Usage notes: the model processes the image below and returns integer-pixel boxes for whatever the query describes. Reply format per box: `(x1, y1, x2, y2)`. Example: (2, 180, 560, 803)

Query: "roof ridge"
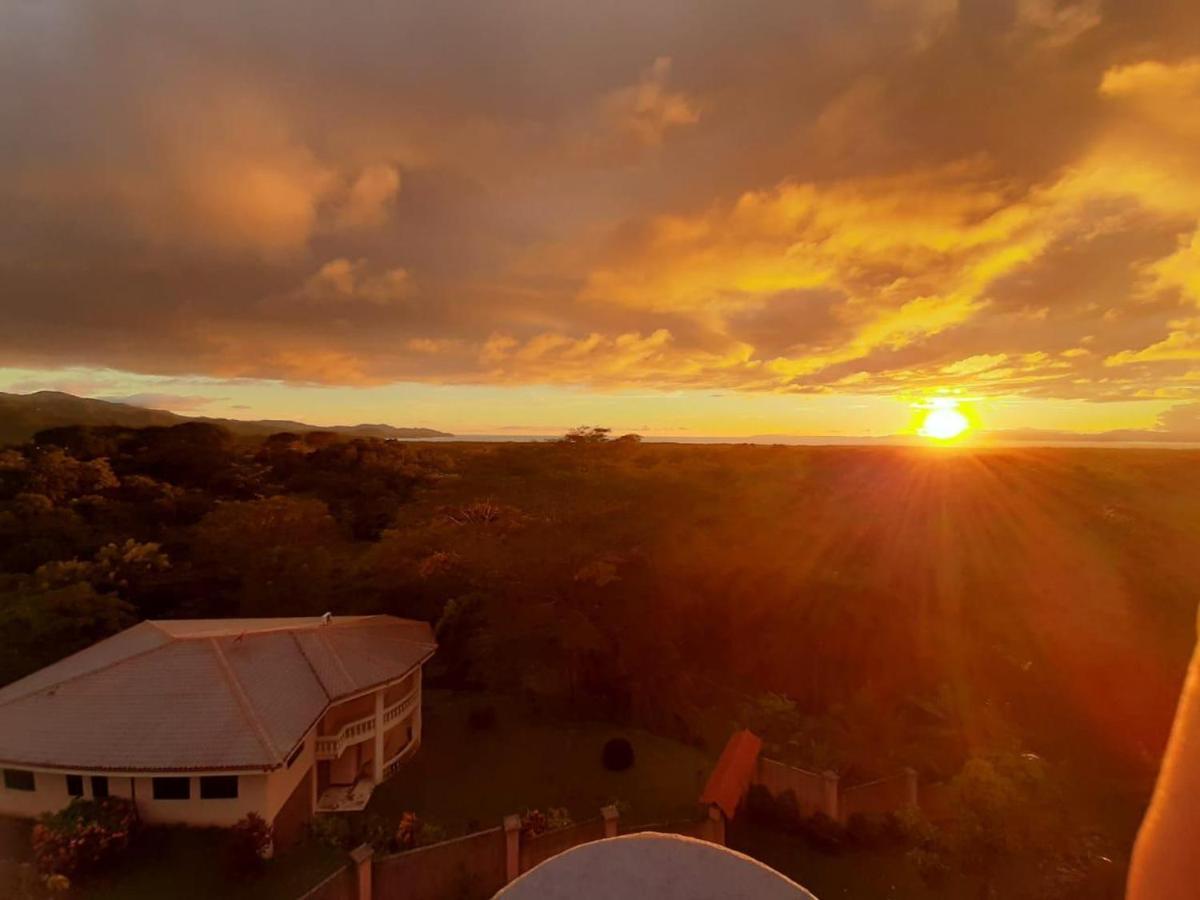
(208, 638, 282, 764)
(148, 616, 383, 640)
(318, 629, 358, 687)
(0, 623, 169, 710)
(290, 631, 333, 703)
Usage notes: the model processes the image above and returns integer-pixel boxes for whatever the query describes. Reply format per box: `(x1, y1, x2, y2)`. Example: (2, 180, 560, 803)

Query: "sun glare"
(920, 406, 970, 441)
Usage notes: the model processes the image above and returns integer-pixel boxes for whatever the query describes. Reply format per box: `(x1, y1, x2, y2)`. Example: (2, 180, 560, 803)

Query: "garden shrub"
(309, 814, 352, 850)
(395, 812, 418, 850)
(601, 737, 634, 771)
(31, 797, 137, 878)
(357, 814, 394, 852)
(744, 784, 778, 822)
(519, 809, 547, 838)
(798, 812, 844, 854)
(774, 790, 802, 828)
(845, 812, 887, 849)
(467, 705, 497, 731)
(519, 807, 573, 839)
(225, 813, 273, 878)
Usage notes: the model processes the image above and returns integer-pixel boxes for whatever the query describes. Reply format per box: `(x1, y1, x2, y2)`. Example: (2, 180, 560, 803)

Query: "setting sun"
(920, 406, 970, 441)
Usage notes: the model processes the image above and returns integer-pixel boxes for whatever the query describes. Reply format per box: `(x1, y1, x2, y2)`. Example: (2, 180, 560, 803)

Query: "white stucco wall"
(130, 774, 268, 826)
(0, 767, 272, 827)
(265, 729, 315, 821)
(0, 770, 77, 818)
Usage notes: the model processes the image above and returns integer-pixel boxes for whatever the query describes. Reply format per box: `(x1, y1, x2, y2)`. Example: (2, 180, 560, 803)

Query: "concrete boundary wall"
(755, 758, 839, 819)
(374, 826, 506, 900)
(519, 819, 606, 873)
(296, 863, 355, 900)
(839, 769, 918, 822)
(305, 805, 724, 900)
(622, 817, 724, 844)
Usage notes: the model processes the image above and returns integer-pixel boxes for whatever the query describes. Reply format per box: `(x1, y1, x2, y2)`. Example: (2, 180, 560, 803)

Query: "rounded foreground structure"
(494, 833, 819, 900)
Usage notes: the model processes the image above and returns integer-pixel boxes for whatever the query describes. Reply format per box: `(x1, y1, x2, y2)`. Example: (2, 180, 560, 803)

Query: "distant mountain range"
(0, 391, 452, 446)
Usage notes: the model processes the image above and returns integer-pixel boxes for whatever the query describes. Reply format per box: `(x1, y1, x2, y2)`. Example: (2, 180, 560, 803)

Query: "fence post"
(601, 804, 620, 838)
(503, 814, 522, 882)
(903, 767, 919, 808)
(821, 770, 840, 822)
(707, 804, 726, 846)
(349, 843, 374, 900)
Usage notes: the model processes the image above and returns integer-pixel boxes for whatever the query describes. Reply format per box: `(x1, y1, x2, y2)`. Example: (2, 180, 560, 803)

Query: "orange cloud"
(601, 58, 700, 148)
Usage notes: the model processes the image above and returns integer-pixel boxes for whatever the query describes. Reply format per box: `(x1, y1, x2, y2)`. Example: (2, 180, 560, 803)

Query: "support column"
(350, 843, 373, 900)
(503, 814, 521, 882)
(821, 770, 840, 821)
(706, 804, 726, 846)
(372, 690, 385, 785)
(601, 804, 619, 838)
(412, 668, 423, 746)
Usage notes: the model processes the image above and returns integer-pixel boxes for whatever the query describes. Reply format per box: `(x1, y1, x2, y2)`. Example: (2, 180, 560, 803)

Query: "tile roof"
(0, 615, 435, 772)
(699, 729, 763, 819)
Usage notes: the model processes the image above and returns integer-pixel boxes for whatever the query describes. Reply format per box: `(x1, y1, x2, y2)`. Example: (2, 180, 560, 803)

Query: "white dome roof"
(495, 832, 818, 900)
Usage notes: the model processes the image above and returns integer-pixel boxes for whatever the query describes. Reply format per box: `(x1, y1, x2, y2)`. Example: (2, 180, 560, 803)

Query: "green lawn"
(368, 690, 715, 833)
(80, 829, 345, 900)
(16, 691, 711, 898)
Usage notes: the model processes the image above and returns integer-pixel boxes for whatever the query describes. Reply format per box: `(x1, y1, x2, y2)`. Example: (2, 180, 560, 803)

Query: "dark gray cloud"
(1, 0, 1199, 403)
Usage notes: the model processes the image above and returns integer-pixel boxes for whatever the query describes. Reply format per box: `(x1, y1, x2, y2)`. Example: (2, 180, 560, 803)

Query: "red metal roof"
(699, 729, 763, 819)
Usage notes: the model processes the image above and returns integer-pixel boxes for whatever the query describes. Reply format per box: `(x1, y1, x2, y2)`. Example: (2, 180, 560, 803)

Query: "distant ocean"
(399, 434, 1200, 448)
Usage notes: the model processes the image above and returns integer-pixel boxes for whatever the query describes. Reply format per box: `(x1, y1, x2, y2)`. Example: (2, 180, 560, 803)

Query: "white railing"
(383, 690, 418, 726)
(315, 712, 376, 760)
(315, 685, 418, 760)
(383, 738, 417, 779)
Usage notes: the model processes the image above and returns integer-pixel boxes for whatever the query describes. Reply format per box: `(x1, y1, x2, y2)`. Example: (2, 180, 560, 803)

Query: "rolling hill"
(0, 391, 452, 446)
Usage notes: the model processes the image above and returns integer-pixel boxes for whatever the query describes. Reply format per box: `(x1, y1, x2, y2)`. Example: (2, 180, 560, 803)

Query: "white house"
(0, 615, 436, 844)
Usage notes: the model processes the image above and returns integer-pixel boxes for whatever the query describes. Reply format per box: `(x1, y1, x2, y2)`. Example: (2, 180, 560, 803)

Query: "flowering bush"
(395, 812, 447, 850)
(31, 798, 137, 878)
(520, 808, 573, 838)
(225, 813, 273, 878)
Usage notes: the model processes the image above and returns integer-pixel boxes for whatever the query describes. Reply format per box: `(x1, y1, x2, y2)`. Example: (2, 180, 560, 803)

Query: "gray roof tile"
(0, 615, 435, 771)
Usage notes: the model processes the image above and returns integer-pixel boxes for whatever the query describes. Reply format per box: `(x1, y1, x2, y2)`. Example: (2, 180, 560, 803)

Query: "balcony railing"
(314, 686, 419, 760)
(383, 737, 418, 779)
(383, 690, 418, 726)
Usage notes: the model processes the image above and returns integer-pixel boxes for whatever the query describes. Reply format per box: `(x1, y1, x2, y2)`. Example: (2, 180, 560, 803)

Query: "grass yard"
(79, 828, 345, 900)
(368, 690, 715, 833)
(8, 691, 713, 898)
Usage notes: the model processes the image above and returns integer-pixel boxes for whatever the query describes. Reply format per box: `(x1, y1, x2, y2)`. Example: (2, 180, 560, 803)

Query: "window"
(286, 743, 304, 769)
(66, 775, 83, 797)
(199, 776, 238, 799)
(151, 777, 190, 800)
(3, 769, 35, 792)
(91, 776, 108, 798)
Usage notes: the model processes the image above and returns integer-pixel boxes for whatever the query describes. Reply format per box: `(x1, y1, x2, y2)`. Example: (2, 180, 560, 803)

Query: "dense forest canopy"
(2, 423, 1198, 803)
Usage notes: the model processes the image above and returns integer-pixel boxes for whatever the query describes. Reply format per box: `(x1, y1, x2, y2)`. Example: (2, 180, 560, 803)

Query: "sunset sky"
(3, 1, 1200, 438)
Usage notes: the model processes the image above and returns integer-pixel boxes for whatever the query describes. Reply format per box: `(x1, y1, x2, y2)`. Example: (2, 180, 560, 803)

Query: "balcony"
(314, 687, 418, 760)
(315, 777, 375, 813)
(383, 690, 418, 726)
(314, 735, 419, 813)
(383, 737, 418, 779)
